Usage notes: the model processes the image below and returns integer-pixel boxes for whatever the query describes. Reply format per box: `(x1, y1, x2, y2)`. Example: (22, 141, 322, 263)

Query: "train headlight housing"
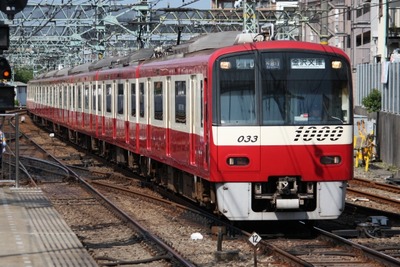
(227, 157, 249, 166)
(320, 155, 341, 165)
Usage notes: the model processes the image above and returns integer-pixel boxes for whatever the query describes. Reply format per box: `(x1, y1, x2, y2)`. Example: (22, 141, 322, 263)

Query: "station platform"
(0, 186, 98, 267)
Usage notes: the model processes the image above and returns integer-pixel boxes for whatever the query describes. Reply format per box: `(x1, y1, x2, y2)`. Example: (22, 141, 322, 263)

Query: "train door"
(103, 81, 113, 138)
(190, 75, 205, 167)
(127, 79, 137, 148)
(115, 78, 126, 142)
(83, 82, 90, 129)
(62, 84, 67, 123)
(169, 75, 189, 163)
(76, 82, 83, 129)
(137, 78, 149, 152)
(148, 78, 167, 156)
(57, 83, 62, 121)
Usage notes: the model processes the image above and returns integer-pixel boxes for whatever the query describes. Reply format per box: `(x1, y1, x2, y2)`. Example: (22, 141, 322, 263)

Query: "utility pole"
(320, 0, 329, 45)
(243, 0, 258, 33)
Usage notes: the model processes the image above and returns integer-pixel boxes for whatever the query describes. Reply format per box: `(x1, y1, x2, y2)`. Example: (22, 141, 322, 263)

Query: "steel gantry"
(0, 0, 347, 76)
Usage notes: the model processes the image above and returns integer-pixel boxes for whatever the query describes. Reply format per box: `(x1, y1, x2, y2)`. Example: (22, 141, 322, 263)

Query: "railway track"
(3, 114, 400, 266)
(348, 177, 400, 211)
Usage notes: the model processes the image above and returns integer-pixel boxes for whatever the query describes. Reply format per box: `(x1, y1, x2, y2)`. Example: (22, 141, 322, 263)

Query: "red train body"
(27, 32, 353, 220)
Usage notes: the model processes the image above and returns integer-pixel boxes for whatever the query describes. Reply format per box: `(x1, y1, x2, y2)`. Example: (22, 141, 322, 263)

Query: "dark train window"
(175, 81, 186, 124)
(117, 83, 124, 115)
(97, 84, 101, 112)
(58, 87, 62, 107)
(139, 82, 144, 118)
(106, 84, 112, 113)
(92, 84, 96, 111)
(77, 84, 82, 109)
(154, 81, 163, 120)
(63, 85, 67, 108)
(84, 84, 89, 110)
(130, 83, 136, 117)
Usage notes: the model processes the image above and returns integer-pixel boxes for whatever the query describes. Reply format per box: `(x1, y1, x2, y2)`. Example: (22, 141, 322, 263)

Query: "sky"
(147, 0, 211, 10)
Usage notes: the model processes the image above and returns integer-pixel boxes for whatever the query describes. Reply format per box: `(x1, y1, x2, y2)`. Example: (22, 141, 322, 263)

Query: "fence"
(356, 62, 400, 167)
(357, 62, 400, 114)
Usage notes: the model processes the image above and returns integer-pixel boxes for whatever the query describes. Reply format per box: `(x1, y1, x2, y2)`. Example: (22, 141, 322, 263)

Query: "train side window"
(58, 86, 62, 108)
(130, 82, 136, 117)
(92, 84, 96, 111)
(97, 84, 102, 112)
(77, 84, 82, 109)
(84, 84, 89, 110)
(154, 81, 163, 121)
(63, 85, 67, 109)
(139, 82, 144, 118)
(175, 80, 186, 124)
(105, 83, 112, 113)
(70, 85, 75, 109)
(117, 82, 124, 115)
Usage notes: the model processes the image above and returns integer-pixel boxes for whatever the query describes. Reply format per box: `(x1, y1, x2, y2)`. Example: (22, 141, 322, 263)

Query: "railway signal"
(0, 0, 28, 20)
(0, 57, 12, 82)
(0, 24, 9, 51)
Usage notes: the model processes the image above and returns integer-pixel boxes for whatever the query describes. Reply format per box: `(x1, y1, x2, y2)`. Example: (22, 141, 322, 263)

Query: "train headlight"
(220, 61, 232, 69)
(332, 61, 342, 69)
(227, 157, 249, 166)
(320, 156, 341, 165)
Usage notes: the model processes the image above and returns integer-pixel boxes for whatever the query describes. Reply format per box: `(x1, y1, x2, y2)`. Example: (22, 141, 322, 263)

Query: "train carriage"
(27, 31, 353, 221)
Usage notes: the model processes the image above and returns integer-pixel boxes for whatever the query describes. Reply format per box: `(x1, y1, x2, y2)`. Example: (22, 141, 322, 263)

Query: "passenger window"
(175, 81, 186, 124)
(92, 84, 96, 111)
(130, 83, 136, 117)
(117, 83, 124, 115)
(106, 84, 112, 113)
(154, 81, 163, 121)
(139, 83, 144, 118)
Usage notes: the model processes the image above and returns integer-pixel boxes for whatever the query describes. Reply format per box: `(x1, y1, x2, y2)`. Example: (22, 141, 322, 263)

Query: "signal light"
(0, 57, 12, 82)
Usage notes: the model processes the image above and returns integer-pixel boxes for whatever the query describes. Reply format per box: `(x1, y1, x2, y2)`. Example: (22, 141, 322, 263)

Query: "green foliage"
(362, 88, 381, 113)
(14, 67, 34, 84)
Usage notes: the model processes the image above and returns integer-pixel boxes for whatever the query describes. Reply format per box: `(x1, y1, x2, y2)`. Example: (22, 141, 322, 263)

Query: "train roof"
(171, 31, 241, 54)
(89, 48, 154, 71)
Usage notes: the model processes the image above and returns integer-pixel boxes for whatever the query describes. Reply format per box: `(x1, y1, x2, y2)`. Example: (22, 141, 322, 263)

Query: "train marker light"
(220, 61, 231, 69)
(332, 61, 342, 69)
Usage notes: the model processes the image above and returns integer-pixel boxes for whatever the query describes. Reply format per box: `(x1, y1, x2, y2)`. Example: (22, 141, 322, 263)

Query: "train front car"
(209, 41, 353, 221)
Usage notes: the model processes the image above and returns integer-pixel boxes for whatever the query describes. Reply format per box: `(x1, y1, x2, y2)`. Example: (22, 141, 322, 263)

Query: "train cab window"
(84, 84, 89, 110)
(92, 84, 96, 111)
(175, 81, 186, 124)
(130, 83, 136, 117)
(154, 81, 163, 121)
(139, 82, 144, 118)
(218, 54, 256, 125)
(261, 53, 351, 126)
(105, 83, 112, 113)
(117, 83, 124, 115)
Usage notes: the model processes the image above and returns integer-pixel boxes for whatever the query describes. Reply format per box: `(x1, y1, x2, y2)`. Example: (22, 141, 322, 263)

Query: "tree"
(362, 88, 381, 113)
(14, 67, 34, 84)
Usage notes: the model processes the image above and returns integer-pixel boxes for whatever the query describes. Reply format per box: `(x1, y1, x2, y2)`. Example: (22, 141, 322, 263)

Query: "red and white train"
(27, 32, 353, 221)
